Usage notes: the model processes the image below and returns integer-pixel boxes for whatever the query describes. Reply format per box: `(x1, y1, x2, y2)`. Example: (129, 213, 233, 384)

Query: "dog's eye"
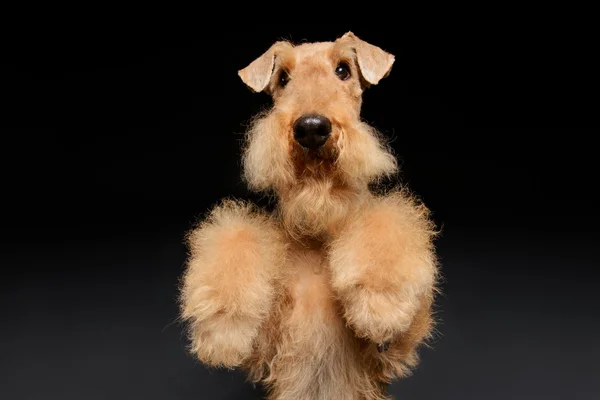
(335, 62, 351, 81)
(279, 70, 290, 87)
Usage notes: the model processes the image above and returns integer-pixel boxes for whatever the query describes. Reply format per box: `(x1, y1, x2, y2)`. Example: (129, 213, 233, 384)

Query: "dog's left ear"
(338, 32, 395, 85)
(238, 41, 291, 93)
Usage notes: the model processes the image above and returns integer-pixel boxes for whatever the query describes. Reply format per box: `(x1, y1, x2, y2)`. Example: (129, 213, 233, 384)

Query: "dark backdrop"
(1, 20, 598, 400)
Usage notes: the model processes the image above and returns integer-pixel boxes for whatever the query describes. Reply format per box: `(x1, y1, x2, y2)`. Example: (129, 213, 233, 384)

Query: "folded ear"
(238, 41, 291, 93)
(339, 32, 395, 85)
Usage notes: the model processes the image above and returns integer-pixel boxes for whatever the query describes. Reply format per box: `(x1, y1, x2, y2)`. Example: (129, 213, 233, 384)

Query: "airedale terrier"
(180, 31, 440, 400)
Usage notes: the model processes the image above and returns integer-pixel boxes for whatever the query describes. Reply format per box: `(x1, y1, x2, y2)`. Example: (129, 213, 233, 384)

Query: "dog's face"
(239, 32, 398, 235)
(239, 32, 398, 190)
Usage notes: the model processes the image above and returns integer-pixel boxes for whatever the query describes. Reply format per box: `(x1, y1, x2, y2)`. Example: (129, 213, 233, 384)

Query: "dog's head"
(239, 32, 398, 236)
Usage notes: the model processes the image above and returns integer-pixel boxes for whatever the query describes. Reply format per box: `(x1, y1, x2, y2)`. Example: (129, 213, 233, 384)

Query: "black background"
(1, 18, 598, 400)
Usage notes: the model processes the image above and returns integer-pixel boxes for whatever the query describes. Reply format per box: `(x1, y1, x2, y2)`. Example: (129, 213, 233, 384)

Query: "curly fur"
(179, 32, 440, 400)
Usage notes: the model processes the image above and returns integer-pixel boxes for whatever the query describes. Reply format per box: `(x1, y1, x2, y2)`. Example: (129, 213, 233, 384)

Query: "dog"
(179, 31, 440, 400)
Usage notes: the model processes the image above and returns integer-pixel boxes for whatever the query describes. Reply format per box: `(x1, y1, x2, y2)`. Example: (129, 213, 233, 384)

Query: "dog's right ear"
(238, 41, 291, 93)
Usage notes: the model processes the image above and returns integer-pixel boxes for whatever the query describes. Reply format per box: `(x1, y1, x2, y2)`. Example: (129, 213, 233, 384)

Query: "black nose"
(293, 114, 332, 149)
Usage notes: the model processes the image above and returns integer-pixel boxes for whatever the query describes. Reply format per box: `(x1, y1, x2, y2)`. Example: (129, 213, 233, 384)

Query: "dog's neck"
(276, 178, 371, 241)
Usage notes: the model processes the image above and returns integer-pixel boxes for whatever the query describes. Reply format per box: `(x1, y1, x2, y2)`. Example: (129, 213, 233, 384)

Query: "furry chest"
(278, 247, 346, 343)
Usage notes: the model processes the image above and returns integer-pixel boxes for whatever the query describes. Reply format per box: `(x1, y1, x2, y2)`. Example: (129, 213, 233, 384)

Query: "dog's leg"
(180, 200, 285, 368)
(328, 190, 438, 347)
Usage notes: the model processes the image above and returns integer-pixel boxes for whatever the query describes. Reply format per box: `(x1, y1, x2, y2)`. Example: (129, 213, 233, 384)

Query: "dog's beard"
(279, 123, 399, 237)
(278, 177, 364, 239)
(242, 111, 296, 192)
(282, 133, 360, 238)
(243, 113, 398, 237)
(290, 141, 338, 180)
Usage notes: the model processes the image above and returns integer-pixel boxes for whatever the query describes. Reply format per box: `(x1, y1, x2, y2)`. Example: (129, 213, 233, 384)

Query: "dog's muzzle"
(293, 114, 331, 150)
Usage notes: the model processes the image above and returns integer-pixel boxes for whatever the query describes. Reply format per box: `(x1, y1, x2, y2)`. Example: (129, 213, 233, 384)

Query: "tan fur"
(180, 32, 440, 400)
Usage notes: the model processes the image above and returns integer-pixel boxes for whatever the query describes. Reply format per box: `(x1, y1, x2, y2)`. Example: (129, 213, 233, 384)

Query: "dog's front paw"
(341, 286, 417, 343)
(190, 314, 258, 368)
(328, 190, 438, 343)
